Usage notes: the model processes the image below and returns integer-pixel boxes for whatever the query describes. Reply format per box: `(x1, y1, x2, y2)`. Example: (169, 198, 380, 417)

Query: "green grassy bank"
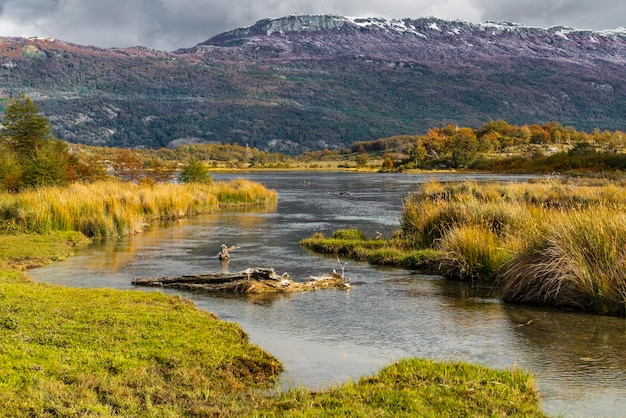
(302, 178, 626, 316)
(0, 283, 281, 416)
(257, 358, 543, 417)
(0, 181, 545, 416)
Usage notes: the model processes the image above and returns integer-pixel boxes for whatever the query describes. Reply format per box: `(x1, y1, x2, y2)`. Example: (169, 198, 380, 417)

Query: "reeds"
(211, 178, 278, 205)
(437, 225, 512, 280)
(402, 179, 626, 315)
(0, 179, 277, 237)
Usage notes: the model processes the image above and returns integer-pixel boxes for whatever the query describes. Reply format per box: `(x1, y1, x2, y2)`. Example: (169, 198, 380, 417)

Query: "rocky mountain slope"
(1, 15, 625, 153)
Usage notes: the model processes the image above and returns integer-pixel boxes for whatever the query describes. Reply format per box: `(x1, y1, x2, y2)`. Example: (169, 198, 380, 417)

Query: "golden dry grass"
(402, 179, 626, 315)
(0, 179, 277, 237)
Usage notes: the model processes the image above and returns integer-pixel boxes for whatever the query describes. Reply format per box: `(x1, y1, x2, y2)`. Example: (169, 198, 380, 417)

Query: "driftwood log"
(131, 267, 351, 294)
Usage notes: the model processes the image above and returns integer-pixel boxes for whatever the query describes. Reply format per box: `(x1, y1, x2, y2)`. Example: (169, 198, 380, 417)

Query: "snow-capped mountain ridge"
(183, 14, 626, 67)
(206, 14, 626, 43)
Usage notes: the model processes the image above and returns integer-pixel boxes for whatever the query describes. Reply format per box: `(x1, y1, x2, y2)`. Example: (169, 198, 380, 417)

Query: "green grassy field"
(0, 282, 281, 416)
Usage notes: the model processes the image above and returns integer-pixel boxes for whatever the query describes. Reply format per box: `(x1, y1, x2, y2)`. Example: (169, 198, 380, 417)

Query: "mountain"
(1, 15, 625, 153)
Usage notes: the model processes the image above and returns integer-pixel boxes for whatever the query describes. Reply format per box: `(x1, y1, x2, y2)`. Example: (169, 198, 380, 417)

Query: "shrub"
(0, 96, 70, 189)
(179, 158, 212, 184)
(331, 229, 367, 240)
(0, 149, 23, 191)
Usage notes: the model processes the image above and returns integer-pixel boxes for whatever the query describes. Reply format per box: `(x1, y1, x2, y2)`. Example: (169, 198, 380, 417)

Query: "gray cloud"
(473, 0, 626, 30)
(0, 0, 58, 18)
(0, 0, 623, 50)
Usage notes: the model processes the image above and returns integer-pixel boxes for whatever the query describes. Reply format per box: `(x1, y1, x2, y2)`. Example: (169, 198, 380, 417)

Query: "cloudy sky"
(0, 0, 624, 51)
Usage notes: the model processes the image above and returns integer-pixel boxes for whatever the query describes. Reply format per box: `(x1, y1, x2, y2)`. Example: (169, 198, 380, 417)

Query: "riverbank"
(256, 358, 543, 417)
(302, 177, 626, 316)
(0, 180, 545, 415)
(0, 179, 277, 237)
(0, 279, 282, 416)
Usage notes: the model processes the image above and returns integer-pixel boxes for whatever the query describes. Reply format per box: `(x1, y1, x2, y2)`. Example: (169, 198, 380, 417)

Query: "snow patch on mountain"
(200, 14, 626, 51)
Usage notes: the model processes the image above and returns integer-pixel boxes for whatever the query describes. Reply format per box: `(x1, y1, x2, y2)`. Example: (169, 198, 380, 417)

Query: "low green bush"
(331, 229, 367, 240)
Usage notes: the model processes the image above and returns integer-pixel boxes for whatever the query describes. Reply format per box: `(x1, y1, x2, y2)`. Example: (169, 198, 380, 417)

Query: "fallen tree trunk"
(132, 267, 350, 294)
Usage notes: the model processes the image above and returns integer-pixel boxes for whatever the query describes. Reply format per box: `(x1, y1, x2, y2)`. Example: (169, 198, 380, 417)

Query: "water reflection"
(28, 171, 626, 417)
(506, 306, 626, 380)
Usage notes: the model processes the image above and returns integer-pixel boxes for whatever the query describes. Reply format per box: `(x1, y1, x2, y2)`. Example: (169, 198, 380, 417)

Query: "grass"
(0, 283, 281, 416)
(0, 179, 277, 237)
(436, 225, 512, 281)
(300, 230, 443, 272)
(0, 231, 90, 283)
(255, 358, 544, 417)
(501, 208, 626, 316)
(303, 178, 626, 316)
(402, 179, 626, 310)
(211, 178, 279, 205)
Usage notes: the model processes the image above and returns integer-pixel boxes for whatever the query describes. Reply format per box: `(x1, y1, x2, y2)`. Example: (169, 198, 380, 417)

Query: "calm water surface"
(30, 172, 626, 417)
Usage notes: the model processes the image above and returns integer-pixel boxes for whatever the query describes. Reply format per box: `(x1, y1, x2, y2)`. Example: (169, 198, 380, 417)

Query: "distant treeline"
(3, 96, 625, 192)
(148, 143, 292, 167)
(351, 120, 626, 173)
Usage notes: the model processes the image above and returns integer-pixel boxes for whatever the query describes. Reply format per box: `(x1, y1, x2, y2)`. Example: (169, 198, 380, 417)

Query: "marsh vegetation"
(0, 179, 276, 237)
(303, 178, 626, 316)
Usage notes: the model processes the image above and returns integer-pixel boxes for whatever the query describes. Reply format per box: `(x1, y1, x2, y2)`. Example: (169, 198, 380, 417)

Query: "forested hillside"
(1, 15, 625, 153)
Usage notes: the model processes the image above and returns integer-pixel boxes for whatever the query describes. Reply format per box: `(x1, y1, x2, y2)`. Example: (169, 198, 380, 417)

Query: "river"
(29, 171, 626, 417)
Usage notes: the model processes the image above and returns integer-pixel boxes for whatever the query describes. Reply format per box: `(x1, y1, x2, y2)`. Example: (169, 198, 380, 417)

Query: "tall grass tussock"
(501, 208, 626, 315)
(403, 179, 626, 315)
